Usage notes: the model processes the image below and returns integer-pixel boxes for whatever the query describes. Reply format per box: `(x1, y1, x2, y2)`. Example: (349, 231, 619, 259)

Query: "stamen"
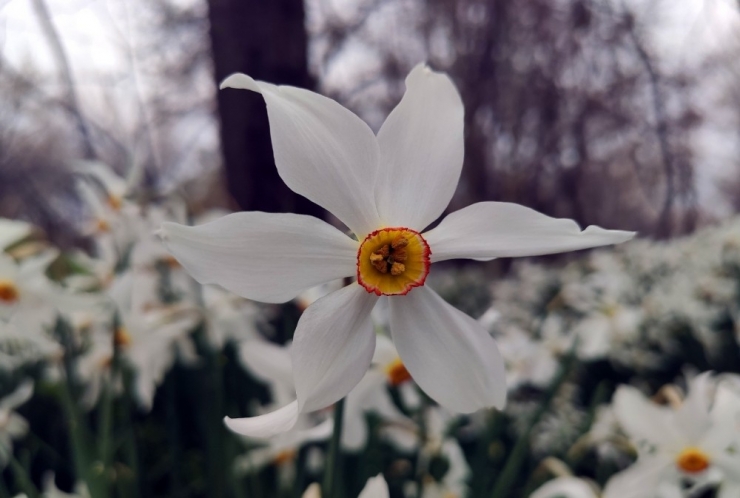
(385, 358, 412, 386)
(390, 262, 405, 275)
(273, 449, 297, 466)
(95, 218, 110, 233)
(676, 447, 710, 474)
(108, 195, 122, 211)
(370, 236, 410, 275)
(357, 227, 431, 296)
(0, 280, 19, 304)
(114, 327, 132, 348)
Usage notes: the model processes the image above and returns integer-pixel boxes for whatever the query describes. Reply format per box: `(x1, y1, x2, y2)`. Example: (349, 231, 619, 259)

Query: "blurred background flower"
(1, 0, 740, 497)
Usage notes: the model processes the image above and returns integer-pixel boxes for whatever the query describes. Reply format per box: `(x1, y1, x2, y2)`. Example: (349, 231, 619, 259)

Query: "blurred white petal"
(358, 475, 390, 498)
(530, 477, 598, 498)
(602, 456, 673, 498)
(613, 386, 685, 451)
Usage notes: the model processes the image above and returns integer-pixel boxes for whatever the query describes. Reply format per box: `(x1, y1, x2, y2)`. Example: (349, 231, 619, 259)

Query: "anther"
(370, 236, 410, 275)
(0, 280, 19, 304)
(391, 237, 408, 249)
(390, 262, 405, 276)
(370, 253, 389, 273)
(676, 447, 710, 474)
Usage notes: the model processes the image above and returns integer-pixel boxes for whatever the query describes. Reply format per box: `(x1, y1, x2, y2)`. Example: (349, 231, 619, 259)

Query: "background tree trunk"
(207, 0, 324, 217)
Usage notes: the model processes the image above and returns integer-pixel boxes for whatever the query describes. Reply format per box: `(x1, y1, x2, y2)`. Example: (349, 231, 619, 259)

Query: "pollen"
(676, 447, 710, 474)
(273, 449, 297, 466)
(385, 358, 412, 386)
(357, 227, 431, 296)
(0, 280, 19, 304)
(95, 218, 110, 233)
(108, 195, 122, 211)
(114, 327, 132, 348)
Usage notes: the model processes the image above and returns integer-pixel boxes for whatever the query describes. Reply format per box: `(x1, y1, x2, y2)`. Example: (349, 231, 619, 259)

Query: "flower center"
(273, 449, 297, 466)
(357, 227, 431, 296)
(676, 447, 710, 474)
(114, 327, 132, 348)
(0, 280, 19, 304)
(95, 218, 110, 233)
(385, 358, 412, 386)
(108, 195, 122, 211)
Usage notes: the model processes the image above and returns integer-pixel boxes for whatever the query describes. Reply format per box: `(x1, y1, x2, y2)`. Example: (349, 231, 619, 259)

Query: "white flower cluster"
(478, 221, 740, 497)
(1, 62, 738, 498)
(487, 219, 740, 384)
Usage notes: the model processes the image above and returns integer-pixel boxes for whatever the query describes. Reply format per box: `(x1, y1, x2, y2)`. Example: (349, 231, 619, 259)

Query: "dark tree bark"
(207, 0, 324, 217)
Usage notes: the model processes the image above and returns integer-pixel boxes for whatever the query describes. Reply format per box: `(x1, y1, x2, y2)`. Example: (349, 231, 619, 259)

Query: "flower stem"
(489, 349, 577, 498)
(9, 454, 40, 498)
(322, 398, 345, 498)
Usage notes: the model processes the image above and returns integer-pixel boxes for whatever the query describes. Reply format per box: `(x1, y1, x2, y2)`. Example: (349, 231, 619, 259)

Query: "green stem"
(414, 393, 429, 498)
(322, 398, 345, 498)
(118, 389, 140, 498)
(489, 350, 577, 498)
(98, 319, 122, 478)
(0, 474, 11, 498)
(97, 378, 114, 476)
(9, 454, 40, 498)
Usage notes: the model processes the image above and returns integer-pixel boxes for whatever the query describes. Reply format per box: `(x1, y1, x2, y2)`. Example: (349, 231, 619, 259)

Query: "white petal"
(302, 483, 322, 498)
(372, 333, 399, 366)
(343, 370, 412, 451)
(0, 218, 32, 250)
(530, 477, 598, 498)
(674, 372, 713, 444)
(424, 202, 635, 262)
(221, 74, 381, 237)
(159, 212, 357, 304)
(0, 253, 19, 281)
(389, 286, 506, 413)
(575, 316, 612, 360)
(224, 400, 300, 438)
(714, 451, 740, 485)
(613, 386, 686, 451)
(0, 381, 33, 410)
(375, 64, 464, 231)
(342, 372, 382, 451)
(358, 475, 390, 498)
(238, 339, 294, 388)
(718, 482, 740, 498)
(602, 456, 674, 498)
(292, 284, 378, 412)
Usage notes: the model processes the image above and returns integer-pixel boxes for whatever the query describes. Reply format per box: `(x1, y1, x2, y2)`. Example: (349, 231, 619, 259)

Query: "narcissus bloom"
(159, 63, 634, 437)
(604, 374, 740, 498)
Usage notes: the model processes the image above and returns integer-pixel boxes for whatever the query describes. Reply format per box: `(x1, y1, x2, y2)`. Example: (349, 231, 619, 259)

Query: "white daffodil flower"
(0, 251, 103, 333)
(236, 339, 332, 486)
(0, 218, 32, 251)
(108, 270, 200, 410)
(530, 477, 599, 498)
(0, 381, 33, 468)
(203, 284, 263, 350)
(159, 63, 634, 437)
(604, 373, 740, 498)
(41, 473, 91, 498)
(0, 318, 63, 373)
(494, 325, 559, 391)
(302, 474, 390, 498)
(343, 334, 417, 452)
